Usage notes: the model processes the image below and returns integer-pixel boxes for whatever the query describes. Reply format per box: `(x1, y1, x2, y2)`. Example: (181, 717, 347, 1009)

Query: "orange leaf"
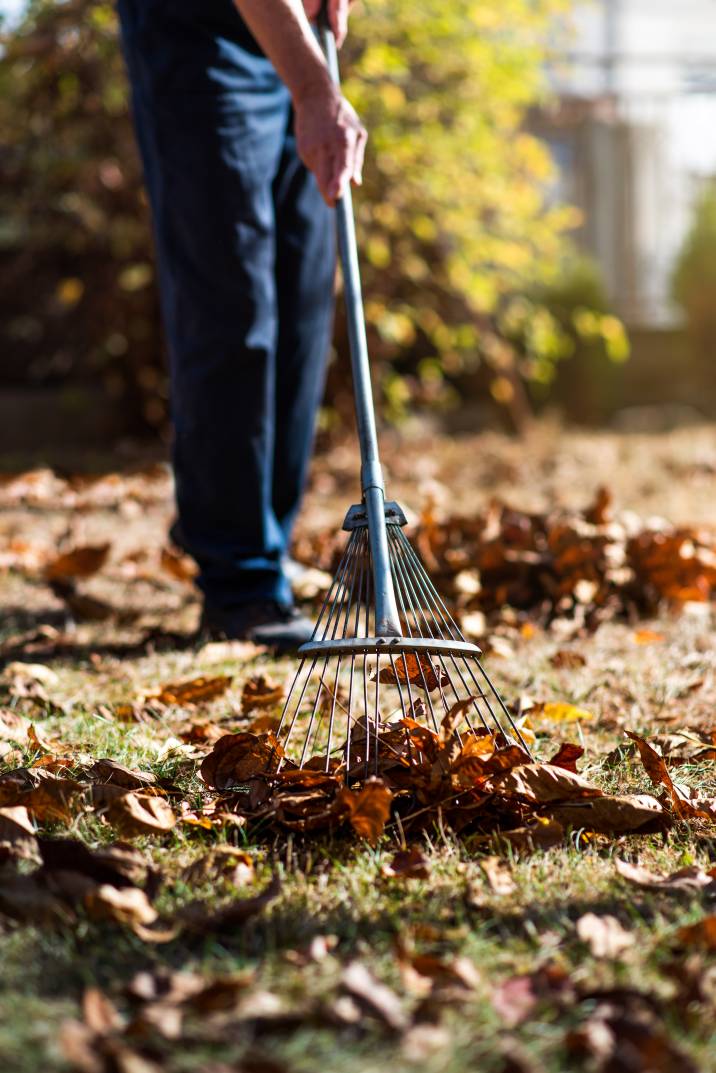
(44, 543, 110, 581)
(337, 778, 392, 845)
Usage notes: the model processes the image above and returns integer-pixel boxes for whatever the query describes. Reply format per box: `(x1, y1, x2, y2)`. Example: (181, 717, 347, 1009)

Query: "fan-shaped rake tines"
(274, 503, 531, 776)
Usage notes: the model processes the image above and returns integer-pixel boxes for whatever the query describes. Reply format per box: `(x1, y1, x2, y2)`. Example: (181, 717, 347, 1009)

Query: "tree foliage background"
(0, 0, 627, 438)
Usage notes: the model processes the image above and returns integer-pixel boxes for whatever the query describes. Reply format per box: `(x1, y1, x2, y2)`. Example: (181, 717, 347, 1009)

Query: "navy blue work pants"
(118, 0, 335, 610)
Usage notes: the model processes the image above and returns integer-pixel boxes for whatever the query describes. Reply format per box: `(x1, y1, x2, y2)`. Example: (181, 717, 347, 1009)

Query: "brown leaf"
(576, 913, 635, 959)
(626, 730, 711, 820)
(548, 743, 584, 773)
(341, 961, 408, 1032)
(82, 987, 123, 1035)
(376, 653, 450, 693)
(84, 884, 158, 928)
(481, 856, 517, 895)
(87, 758, 157, 790)
(160, 545, 198, 583)
(0, 805, 39, 862)
(177, 873, 281, 935)
(241, 675, 285, 714)
(200, 732, 283, 789)
(381, 846, 430, 880)
(676, 916, 716, 951)
(149, 675, 233, 706)
(104, 792, 176, 836)
(3, 771, 86, 824)
(550, 650, 587, 670)
(0, 708, 30, 744)
(0, 870, 72, 925)
(616, 858, 716, 893)
(337, 778, 392, 845)
(38, 838, 152, 889)
(484, 762, 602, 803)
(496, 818, 565, 854)
(44, 543, 110, 581)
(545, 793, 670, 835)
(181, 847, 254, 887)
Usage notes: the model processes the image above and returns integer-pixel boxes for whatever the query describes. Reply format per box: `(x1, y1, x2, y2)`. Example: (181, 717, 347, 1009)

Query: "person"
(117, 0, 366, 649)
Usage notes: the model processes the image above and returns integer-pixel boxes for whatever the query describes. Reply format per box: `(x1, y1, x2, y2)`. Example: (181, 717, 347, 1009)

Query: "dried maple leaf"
(381, 846, 430, 880)
(241, 674, 284, 714)
(337, 778, 392, 845)
(376, 653, 449, 693)
(200, 731, 283, 789)
(44, 543, 110, 581)
(104, 792, 176, 836)
(149, 675, 233, 706)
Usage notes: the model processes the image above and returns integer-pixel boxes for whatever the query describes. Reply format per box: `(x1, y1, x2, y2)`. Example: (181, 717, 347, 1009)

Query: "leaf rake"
(274, 12, 531, 775)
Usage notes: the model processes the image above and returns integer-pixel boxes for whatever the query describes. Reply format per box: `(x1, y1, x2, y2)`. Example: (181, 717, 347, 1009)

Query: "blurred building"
(540, 0, 716, 326)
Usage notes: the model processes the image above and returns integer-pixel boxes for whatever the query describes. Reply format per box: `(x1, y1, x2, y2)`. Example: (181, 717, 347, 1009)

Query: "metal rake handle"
(315, 9, 401, 636)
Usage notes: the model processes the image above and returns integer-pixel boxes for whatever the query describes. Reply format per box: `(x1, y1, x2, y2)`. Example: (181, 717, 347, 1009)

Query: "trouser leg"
(117, 2, 333, 609)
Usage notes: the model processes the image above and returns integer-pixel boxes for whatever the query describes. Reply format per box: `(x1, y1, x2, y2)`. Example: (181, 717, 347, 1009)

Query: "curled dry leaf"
(0, 708, 30, 744)
(626, 730, 712, 821)
(241, 674, 285, 714)
(484, 763, 602, 804)
(159, 545, 198, 583)
(180, 847, 254, 887)
(84, 883, 158, 928)
(0, 805, 39, 862)
(341, 961, 408, 1032)
(548, 743, 584, 773)
(545, 794, 669, 835)
(381, 846, 430, 880)
(337, 778, 392, 845)
(375, 653, 449, 693)
(148, 675, 233, 706)
(87, 758, 157, 790)
(576, 913, 635, 959)
(0, 769, 86, 824)
(200, 731, 283, 790)
(615, 858, 716, 893)
(177, 873, 281, 935)
(44, 543, 110, 581)
(104, 792, 176, 837)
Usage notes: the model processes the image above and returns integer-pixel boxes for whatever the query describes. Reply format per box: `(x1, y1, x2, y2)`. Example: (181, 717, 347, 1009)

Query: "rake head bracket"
(342, 500, 408, 531)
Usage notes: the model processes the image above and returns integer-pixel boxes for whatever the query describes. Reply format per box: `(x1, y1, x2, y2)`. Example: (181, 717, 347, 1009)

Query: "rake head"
(275, 502, 531, 775)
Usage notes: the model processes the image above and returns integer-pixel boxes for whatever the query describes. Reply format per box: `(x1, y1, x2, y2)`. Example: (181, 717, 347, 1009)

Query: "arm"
(233, 0, 366, 206)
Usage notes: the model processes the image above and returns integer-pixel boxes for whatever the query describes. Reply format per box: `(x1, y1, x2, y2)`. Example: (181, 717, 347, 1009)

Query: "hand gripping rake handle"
(316, 10, 402, 636)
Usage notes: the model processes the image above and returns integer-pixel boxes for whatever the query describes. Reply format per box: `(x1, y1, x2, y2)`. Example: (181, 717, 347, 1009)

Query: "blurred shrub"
(0, 0, 615, 436)
(672, 183, 716, 367)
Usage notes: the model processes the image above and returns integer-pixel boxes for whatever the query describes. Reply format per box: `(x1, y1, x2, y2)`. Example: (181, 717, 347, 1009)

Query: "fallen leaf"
(104, 792, 176, 836)
(181, 847, 254, 887)
(576, 913, 635, 959)
(550, 650, 587, 669)
(0, 805, 39, 862)
(84, 884, 158, 928)
(341, 961, 408, 1032)
(241, 675, 285, 714)
(375, 653, 449, 693)
(381, 846, 430, 880)
(337, 778, 392, 845)
(616, 858, 716, 893)
(45, 543, 110, 581)
(633, 628, 665, 645)
(4, 661, 58, 686)
(200, 732, 283, 789)
(548, 743, 584, 773)
(160, 545, 198, 583)
(532, 702, 594, 724)
(178, 874, 281, 934)
(676, 916, 716, 951)
(149, 675, 233, 706)
(626, 729, 711, 820)
(545, 793, 669, 835)
(87, 758, 157, 790)
(485, 763, 602, 803)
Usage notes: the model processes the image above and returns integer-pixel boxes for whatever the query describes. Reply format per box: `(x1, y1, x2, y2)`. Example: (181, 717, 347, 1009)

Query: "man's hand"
(294, 82, 367, 205)
(303, 0, 353, 48)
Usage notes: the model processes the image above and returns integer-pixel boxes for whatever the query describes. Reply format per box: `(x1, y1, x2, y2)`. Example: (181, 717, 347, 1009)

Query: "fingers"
(329, 0, 349, 46)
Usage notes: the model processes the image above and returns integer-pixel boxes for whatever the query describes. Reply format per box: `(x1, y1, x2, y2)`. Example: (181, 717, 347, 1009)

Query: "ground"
(2, 422, 716, 1073)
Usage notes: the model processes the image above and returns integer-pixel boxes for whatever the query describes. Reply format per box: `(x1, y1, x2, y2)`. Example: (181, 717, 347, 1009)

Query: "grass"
(2, 423, 716, 1072)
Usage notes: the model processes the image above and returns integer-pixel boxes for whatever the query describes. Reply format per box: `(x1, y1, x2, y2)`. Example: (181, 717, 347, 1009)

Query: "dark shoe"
(200, 600, 314, 653)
